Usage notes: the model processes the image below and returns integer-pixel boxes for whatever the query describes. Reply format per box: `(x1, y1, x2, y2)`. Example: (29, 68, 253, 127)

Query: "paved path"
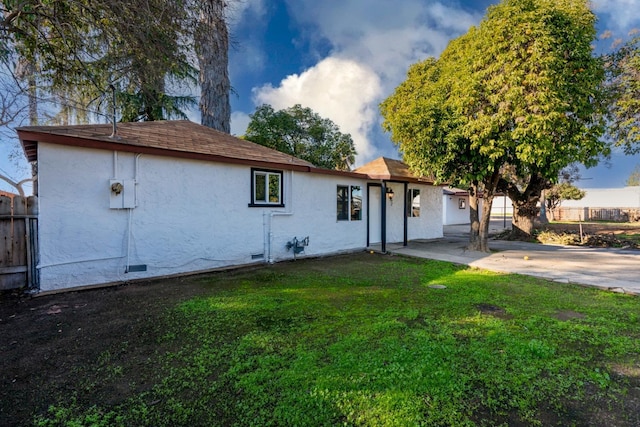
(383, 223, 640, 295)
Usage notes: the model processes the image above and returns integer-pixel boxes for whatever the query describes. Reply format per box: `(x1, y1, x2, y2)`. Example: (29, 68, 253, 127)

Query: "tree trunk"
(511, 199, 538, 238)
(468, 186, 481, 251)
(196, 0, 231, 133)
(539, 189, 548, 224)
(467, 183, 494, 252)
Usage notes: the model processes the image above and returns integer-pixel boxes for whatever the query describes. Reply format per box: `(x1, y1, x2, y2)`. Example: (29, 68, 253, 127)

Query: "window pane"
(350, 186, 362, 221)
(408, 189, 420, 217)
(255, 173, 266, 202)
(268, 174, 280, 203)
(337, 186, 349, 220)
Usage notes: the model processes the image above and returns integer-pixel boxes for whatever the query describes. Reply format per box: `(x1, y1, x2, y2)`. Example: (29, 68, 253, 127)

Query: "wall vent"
(126, 264, 147, 273)
(251, 253, 264, 260)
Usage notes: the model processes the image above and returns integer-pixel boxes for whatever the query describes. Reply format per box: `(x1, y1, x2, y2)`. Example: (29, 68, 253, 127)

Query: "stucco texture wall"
(36, 144, 373, 290)
(443, 195, 470, 225)
(384, 182, 443, 243)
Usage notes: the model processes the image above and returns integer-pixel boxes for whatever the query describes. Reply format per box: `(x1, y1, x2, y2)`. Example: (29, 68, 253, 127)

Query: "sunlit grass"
(35, 255, 640, 426)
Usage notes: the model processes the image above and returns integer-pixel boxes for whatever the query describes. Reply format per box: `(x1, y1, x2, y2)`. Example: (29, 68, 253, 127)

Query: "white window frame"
(337, 185, 362, 221)
(250, 168, 284, 207)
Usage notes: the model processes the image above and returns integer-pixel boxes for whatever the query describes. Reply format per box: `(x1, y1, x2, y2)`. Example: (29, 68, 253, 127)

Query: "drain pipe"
(125, 154, 141, 273)
(266, 171, 294, 263)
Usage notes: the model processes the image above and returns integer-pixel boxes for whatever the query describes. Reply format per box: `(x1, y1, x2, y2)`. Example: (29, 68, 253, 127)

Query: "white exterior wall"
(560, 187, 640, 208)
(385, 182, 443, 243)
(36, 144, 370, 291)
(269, 173, 367, 262)
(36, 143, 445, 291)
(442, 194, 470, 225)
(491, 195, 514, 218)
(407, 184, 442, 241)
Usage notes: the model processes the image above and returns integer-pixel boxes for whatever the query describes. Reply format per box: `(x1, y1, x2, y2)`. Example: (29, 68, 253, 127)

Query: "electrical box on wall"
(109, 179, 136, 209)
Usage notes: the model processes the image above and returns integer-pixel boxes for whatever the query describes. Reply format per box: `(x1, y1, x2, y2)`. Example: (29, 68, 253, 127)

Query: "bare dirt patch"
(536, 221, 640, 248)
(1, 253, 639, 426)
(475, 302, 513, 319)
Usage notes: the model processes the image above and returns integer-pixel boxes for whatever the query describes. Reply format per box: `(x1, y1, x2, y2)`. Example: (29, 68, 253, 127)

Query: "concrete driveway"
(385, 222, 640, 295)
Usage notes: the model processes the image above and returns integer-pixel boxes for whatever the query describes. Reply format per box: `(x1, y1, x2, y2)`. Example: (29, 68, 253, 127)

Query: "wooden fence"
(553, 207, 640, 222)
(0, 195, 38, 290)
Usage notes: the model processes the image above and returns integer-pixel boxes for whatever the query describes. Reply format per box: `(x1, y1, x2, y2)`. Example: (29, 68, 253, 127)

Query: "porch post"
(403, 182, 408, 246)
(381, 181, 387, 253)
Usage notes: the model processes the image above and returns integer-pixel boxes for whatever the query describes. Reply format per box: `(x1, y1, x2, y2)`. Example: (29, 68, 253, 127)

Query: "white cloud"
(286, 0, 481, 84)
(226, 0, 266, 28)
(591, 0, 640, 32)
(253, 57, 382, 163)
(247, 1, 484, 165)
(230, 111, 251, 136)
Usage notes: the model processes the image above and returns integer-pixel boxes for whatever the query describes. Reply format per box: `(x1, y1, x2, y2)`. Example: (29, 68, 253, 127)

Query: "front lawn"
(2, 253, 639, 426)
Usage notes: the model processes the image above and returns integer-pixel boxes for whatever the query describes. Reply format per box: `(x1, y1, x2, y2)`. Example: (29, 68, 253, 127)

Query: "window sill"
(248, 203, 286, 208)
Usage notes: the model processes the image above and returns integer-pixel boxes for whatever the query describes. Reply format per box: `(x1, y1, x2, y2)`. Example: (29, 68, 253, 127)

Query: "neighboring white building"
(560, 187, 640, 208)
(442, 187, 489, 225)
(18, 121, 443, 292)
(442, 187, 470, 225)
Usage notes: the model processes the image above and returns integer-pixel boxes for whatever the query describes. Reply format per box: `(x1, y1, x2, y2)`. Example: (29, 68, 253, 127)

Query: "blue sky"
(1, 0, 640, 193)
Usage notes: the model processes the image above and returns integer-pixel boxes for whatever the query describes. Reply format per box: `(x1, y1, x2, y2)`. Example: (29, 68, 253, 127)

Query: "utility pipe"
(266, 171, 294, 263)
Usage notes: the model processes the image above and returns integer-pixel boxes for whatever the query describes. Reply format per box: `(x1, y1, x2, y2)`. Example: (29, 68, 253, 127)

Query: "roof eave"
(17, 129, 315, 172)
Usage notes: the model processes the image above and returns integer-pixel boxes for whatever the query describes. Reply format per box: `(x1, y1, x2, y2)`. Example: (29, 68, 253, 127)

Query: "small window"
(407, 188, 420, 217)
(459, 198, 466, 209)
(337, 185, 362, 221)
(250, 169, 283, 207)
(337, 186, 349, 220)
(351, 186, 362, 221)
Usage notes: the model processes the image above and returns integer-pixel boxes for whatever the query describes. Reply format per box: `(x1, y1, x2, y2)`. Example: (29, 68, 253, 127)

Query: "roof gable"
(354, 157, 435, 184)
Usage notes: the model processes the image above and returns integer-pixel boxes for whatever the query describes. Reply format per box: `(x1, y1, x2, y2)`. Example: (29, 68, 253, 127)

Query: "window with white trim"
(250, 169, 283, 207)
(337, 185, 362, 221)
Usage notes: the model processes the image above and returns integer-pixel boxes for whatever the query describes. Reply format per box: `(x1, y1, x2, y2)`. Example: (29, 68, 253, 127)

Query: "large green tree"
(381, 0, 607, 251)
(607, 36, 640, 154)
(244, 104, 356, 171)
(0, 0, 200, 122)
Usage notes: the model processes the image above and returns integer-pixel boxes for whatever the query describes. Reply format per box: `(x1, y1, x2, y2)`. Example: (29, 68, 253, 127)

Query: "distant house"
(442, 187, 471, 225)
(18, 121, 444, 292)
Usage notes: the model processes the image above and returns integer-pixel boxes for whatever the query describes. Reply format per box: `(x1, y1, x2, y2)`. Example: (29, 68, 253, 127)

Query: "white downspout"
(267, 171, 294, 263)
(125, 154, 142, 273)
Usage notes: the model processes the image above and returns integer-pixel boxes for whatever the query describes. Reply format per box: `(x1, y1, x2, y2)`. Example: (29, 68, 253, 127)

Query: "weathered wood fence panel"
(555, 207, 640, 223)
(0, 195, 38, 290)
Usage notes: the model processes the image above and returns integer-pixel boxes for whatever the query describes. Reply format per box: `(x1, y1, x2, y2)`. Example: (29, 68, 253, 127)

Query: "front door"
(368, 184, 382, 245)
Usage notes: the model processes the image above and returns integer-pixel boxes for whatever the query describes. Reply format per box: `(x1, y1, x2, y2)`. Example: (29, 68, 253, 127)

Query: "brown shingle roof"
(17, 121, 439, 185)
(354, 157, 435, 184)
(17, 120, 315, 170)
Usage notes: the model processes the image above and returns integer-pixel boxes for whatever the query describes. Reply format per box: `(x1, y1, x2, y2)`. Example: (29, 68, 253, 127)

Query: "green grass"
(34, 255, 640, 426)
(618, 233, 640, 244)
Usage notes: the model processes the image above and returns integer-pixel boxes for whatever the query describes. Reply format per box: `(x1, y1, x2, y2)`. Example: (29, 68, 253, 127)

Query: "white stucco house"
(442, 187, 471, 225)
(441, 187, 489, 225)
(18, 120, 443, 292)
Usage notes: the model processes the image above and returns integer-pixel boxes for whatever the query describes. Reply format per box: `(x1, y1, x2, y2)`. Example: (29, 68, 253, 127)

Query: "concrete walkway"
(383, 222, 640, 295)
